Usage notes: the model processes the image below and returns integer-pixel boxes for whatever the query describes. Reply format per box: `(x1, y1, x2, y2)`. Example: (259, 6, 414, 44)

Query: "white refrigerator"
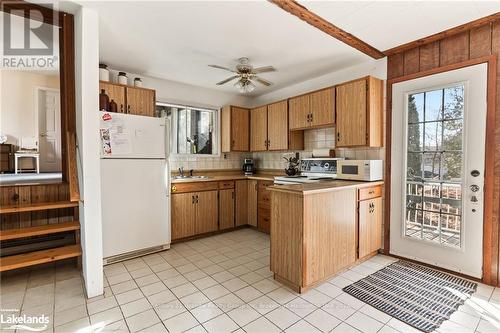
(99, 112, 170, 263)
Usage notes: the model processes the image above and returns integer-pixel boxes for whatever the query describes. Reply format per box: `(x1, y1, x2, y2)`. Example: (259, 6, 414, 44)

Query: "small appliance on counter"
(243, 158, 254, 175)
(336, 160, 383, 181)
(274, 157, 344, 185)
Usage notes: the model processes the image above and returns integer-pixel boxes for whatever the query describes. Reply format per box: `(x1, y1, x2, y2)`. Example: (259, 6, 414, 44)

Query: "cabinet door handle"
(120, 104, 124, 113)
(337, 132, 340, 141)
(196, 194, 199, 203)
(127, 105, 131, 114)
(192, 195, 195, 204)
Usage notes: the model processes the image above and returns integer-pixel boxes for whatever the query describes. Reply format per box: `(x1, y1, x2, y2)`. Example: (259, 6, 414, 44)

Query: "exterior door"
(390, 63, 487, 278)
(38, 89, 61, 172)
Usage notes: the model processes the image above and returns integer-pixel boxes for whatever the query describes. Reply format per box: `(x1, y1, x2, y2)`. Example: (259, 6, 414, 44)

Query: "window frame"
(156, 101, 221, 158)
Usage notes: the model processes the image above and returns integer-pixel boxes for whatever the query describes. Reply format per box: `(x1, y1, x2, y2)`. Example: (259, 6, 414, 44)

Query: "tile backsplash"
(169, 152, 250, 172)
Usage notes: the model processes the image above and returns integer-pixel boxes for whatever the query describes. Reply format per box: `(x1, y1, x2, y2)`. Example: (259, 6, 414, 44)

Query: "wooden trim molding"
(384, 12, 500, 56)
(268, 0, 385, 59)
(385, 55, 498, 285)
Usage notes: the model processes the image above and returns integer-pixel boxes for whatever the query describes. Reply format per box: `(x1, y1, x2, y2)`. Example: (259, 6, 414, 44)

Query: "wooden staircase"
(0, 183, 81, 272)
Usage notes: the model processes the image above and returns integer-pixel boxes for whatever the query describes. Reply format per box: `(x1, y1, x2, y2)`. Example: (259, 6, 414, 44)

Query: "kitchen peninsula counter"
(268, 180, 384, 293)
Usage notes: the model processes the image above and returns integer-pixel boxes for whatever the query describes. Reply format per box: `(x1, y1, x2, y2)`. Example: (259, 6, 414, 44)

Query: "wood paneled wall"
(0, 184, 75, 230)
(385, 20, 500, 285)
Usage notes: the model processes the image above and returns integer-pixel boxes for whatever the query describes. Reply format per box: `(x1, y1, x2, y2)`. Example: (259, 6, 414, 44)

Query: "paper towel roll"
(312, 149, 334, 157)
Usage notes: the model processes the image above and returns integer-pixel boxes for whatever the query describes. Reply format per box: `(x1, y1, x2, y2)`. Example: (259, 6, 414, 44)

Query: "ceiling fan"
(209, 57, 276, 93)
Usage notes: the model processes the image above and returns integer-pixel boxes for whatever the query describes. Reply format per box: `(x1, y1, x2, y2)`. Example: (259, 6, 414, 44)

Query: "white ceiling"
(81, 1, 499, 97)
(302, 1, 500, 51)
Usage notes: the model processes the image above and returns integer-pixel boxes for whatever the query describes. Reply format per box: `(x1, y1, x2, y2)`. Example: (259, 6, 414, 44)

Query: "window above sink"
(157, 102, 219, 157)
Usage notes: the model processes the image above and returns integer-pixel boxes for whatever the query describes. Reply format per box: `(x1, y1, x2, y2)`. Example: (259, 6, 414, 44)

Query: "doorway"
(390, 63, 487, 278)
(36, 87, 62, 172)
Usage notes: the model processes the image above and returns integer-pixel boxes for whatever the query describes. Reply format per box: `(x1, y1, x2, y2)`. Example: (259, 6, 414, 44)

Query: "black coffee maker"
(243, 158, 254, 175)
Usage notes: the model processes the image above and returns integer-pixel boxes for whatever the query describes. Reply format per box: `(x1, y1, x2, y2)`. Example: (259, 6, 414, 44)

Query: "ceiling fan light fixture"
(235, 80, 255, 94)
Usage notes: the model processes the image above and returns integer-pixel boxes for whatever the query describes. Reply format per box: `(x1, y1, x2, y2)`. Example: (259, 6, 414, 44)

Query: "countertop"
(170, 171, 279, 184)
(267, 180, 384, 195)
(171, 170, 384, 195)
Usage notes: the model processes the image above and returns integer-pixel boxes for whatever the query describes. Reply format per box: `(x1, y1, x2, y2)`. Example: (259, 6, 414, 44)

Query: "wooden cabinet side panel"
(231, 107, 250, 151)
(289, 95, 310, 130)
(310, 88, 335, 127)
(303, 189, 357, 286)
(267, 101, 289, 150)
(195, 190, 218, 234)
(336, 80, 367, 147)
(250, 106, 268, 151)
(367, 77, 383, 147)
(219, 189, 235, 230)
(221, 106, 231, 153)
(171, 193, 195, 240)
(235, 180, 248, 226)
(247, 180, 258, 227)
(270, 192, 303, 286)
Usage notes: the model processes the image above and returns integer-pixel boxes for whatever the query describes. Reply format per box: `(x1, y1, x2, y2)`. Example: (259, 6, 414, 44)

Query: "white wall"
(251, 58, 387, 107)
(0, 71, 59, 169)
(74, 6, 103, 298)
(105, 69, 252, 110)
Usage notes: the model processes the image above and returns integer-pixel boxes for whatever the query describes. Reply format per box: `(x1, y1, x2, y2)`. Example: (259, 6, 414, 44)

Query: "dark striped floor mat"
(342, 260, 477, 332)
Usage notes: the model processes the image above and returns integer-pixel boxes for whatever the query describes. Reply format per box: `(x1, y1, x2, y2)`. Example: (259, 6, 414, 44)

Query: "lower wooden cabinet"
(171, 192, 196, 240)
(235, 180, 248, 226)
(247, 180, 258, 227)
(357, 185, 383, 259)
(257, 180, 272, 234)
(195, 191, 218, 234)
(171, 190, 217, 240)
(219, 189, 235, 230)
(358, 196, 382, 258)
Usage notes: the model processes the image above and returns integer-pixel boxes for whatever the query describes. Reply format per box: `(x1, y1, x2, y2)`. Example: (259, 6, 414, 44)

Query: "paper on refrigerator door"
(100, 112, 132, 155)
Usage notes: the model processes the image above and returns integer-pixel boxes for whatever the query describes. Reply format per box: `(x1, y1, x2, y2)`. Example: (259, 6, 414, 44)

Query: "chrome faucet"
(178, 166, 184, 177)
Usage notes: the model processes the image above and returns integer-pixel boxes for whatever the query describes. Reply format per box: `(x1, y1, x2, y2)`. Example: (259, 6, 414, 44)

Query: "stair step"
(0, 245, 82, 272)
(0, 201, 79, 214)
(0, 222, 80, 241)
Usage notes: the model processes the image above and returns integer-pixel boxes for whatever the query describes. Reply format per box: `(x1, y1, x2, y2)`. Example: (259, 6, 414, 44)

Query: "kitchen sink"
(172, 175, 211, 180)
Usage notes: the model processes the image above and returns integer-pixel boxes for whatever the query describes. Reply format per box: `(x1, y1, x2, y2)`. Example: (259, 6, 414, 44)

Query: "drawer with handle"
(358, 185, 382, 201)
(218, 181, 235, 189)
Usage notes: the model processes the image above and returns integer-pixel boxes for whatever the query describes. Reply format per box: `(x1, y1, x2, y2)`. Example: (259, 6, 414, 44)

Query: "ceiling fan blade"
(254, 76, 272, 86)
(252, 66, 276, 74)
(208, 64, 236, 73)
(216, 75, 240, 85)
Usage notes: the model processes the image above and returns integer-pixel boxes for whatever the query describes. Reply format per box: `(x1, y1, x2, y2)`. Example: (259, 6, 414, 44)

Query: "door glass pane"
(404, 84, 464, 248)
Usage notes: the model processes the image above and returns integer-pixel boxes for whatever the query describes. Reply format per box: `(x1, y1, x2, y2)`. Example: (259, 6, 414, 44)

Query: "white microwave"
(337, 160, 383, 181)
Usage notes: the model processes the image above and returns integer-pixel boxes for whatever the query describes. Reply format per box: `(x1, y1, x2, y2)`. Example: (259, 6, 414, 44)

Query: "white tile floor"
(1, 228, 500, 333)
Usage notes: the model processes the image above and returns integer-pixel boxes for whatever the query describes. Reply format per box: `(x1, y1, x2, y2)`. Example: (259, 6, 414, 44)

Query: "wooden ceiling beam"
(268, 0, 385, 59)
(384, 12, 500, 56)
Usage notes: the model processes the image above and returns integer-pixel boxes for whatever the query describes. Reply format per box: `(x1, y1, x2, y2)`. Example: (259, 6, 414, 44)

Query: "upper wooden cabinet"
(289, 87, 335, 130)
(289, 94, 310, 130)
(250, 106, 268, 151)
(126, 87, 156, 117)
(221, 106, 250, 152)
(336, 76, 383, 147)
(310, 88, 335, 127)
(249, 101, 304, 152)
(100, 81, 126, 113)
(99, 81, 156, 117)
